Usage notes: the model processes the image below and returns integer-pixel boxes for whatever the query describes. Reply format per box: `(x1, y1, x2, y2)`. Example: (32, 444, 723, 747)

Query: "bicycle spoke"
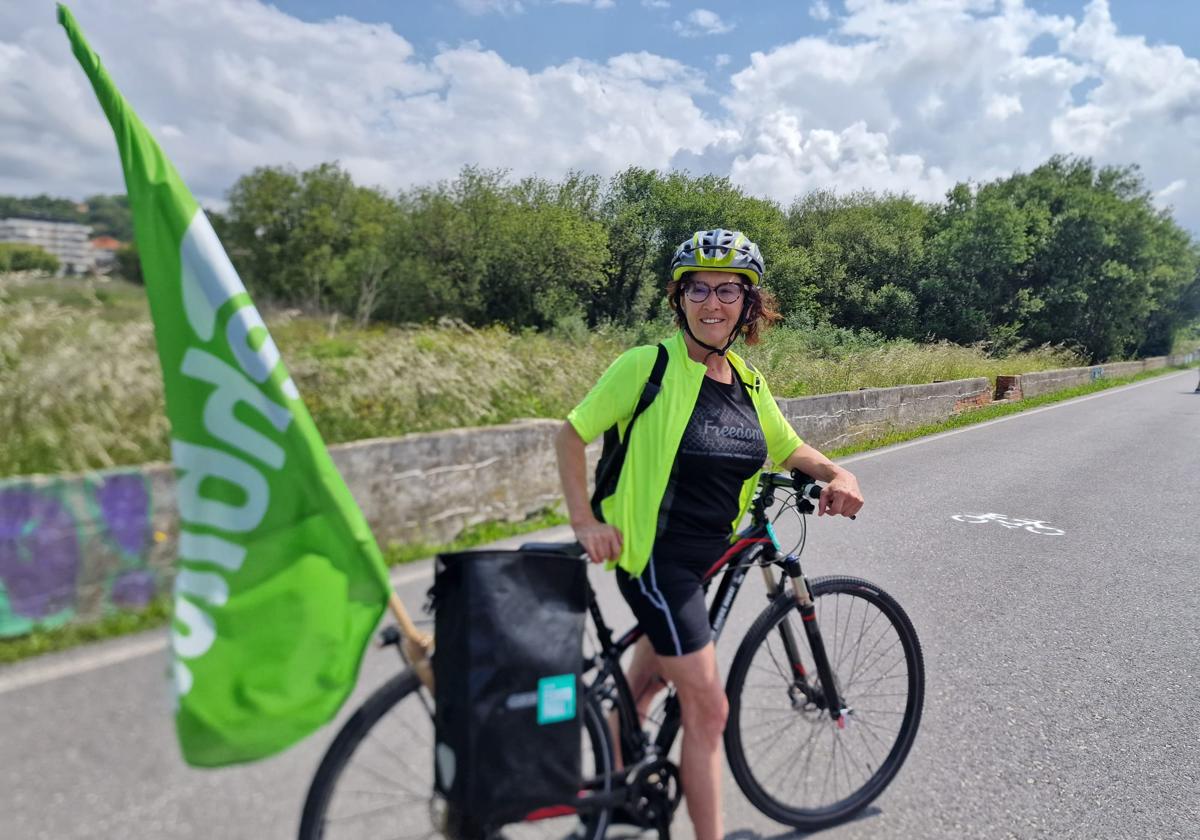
(843, 641, 900, 697)
(727, 577, 923, 828)
(818, 726, 836, 804)
(850, 715, 903, 740)
(843, 596, 874, 684)
(746, 711, 811, 762)
(327, 800, 424, 824)
(850, 718, 882, 772)
(850, 651, 908, 697)
(755, 713, 815, 784)
(837, 612, 889, 688)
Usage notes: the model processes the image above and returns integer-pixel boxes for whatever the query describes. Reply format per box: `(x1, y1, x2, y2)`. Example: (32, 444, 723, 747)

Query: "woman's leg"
(609, 635, 666, 767)
(655, 642, 727, 840)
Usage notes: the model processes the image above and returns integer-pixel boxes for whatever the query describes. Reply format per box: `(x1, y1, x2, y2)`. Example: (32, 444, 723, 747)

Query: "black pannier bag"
(430, 549, 587, 831)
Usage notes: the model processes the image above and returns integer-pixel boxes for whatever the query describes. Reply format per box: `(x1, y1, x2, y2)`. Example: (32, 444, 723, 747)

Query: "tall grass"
(1, 275, 1085, 478)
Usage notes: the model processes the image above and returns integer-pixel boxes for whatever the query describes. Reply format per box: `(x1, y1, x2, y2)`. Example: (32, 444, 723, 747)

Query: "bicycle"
(299, 470, 925, 839)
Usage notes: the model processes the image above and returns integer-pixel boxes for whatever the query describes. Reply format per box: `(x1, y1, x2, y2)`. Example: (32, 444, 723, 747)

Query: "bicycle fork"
(764, 556, 849, 728)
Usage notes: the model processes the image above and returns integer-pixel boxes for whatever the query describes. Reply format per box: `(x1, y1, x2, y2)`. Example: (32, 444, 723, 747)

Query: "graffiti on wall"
(0, 470, 170, 638)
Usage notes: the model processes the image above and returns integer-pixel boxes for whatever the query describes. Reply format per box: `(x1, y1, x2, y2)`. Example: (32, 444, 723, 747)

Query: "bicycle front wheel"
(724, 575, 925, 831)
(299, 668, 614, 840)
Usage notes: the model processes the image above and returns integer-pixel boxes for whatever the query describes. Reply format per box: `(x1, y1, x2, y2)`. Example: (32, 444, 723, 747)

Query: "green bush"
(0, 243, 59, 273)
(0, 279, 1090, 478)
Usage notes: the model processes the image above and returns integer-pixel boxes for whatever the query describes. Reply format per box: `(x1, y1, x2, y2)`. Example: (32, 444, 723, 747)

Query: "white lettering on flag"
(180, 348, 292, 468)
(178, 531, 247, 573)
(226, 306, 300, 400)
(180, 211, 245, 342)
(172, 440, 270, 533)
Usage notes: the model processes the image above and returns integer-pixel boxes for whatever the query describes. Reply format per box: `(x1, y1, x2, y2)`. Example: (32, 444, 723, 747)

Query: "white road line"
(2, 369, 1187, 693)
(0, 563, 435, 695)
(0, 634, 168, 697)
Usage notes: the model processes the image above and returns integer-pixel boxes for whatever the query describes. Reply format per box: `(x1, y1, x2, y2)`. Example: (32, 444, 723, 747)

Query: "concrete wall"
(1, 354, 1196, 637)
(776, 378, 991, 451)
(331, 420, 572, 549)
(0, 467, 177, 637)
(1016, 356, 1177, 398)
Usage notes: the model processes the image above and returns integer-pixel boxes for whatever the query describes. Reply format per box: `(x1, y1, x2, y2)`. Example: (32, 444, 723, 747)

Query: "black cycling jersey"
(662, 373, 767, 542)
(619, 372, 767, 656)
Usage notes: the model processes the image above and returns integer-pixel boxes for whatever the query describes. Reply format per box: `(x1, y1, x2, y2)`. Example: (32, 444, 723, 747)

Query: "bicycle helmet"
(670, 229, 765, 286)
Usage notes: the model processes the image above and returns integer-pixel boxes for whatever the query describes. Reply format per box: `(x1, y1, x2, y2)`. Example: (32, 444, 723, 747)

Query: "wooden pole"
(388, 590, 434, 691)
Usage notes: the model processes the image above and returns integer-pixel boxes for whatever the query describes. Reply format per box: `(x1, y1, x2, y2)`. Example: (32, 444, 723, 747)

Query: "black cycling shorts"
(615, 542, 723, 657)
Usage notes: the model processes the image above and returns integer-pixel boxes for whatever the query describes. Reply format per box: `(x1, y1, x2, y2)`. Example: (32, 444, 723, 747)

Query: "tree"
(114, 244, 142, 284)
(787, 191, 931, 338)
(0, 243, 59, 273)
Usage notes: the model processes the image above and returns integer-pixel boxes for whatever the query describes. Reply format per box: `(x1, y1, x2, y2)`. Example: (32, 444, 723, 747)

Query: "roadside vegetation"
(3, 154, 1198, 661)
(2, 273, 1087, 478)
(3, 360, 1194, 665)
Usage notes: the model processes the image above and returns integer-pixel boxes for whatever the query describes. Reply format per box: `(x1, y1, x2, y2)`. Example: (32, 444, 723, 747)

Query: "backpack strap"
(734, 357, 762, 393)
(590, 342, 669, 520)
(632, 342, 669, 420)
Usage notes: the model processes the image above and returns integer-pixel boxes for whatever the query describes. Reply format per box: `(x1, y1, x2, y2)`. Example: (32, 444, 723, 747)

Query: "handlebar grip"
(790, 470, 856, 519)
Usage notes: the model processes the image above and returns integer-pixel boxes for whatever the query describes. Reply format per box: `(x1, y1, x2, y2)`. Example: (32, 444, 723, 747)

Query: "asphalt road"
(2, 370, 1197, 840)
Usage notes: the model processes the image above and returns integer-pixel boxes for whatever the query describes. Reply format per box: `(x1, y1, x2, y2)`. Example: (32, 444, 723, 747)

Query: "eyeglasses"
(684, 281, 746, 304)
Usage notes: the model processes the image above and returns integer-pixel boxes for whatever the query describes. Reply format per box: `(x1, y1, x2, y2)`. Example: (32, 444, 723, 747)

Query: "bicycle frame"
(546, 472, 849, 824)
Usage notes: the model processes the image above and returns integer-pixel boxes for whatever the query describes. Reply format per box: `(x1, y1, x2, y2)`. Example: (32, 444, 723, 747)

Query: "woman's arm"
(782, 443, 864, 518)
(554, 421, 624, 563)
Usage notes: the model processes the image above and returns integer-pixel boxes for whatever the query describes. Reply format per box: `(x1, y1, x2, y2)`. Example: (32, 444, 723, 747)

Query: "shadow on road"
(724, 806, 884, 839)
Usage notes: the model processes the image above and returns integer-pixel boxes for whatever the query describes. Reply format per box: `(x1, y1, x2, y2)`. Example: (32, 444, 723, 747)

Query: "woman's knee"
(680, 681, 728, 741)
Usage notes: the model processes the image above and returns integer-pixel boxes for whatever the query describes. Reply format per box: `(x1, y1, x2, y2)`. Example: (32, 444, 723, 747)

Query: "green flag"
(58, 5, 393, 766)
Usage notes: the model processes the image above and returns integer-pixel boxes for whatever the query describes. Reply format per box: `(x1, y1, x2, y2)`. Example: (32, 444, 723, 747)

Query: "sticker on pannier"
(537, 674, 577, 725)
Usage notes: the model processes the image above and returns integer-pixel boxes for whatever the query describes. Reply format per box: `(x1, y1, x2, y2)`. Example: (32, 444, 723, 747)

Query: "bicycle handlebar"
(760, 470, 856, 519)
(762, 469, 821, 498)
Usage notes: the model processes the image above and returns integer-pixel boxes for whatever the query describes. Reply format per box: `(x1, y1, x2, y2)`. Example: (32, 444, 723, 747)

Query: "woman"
(555, 229, 863, 839)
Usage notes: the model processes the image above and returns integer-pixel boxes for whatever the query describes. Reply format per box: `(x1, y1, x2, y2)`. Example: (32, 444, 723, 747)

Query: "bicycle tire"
(299, 669, 614, 840)
(724, 575, 924, 831)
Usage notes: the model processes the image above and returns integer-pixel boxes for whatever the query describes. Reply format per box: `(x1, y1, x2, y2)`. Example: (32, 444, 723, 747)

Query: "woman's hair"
(666, 277, 781, 346)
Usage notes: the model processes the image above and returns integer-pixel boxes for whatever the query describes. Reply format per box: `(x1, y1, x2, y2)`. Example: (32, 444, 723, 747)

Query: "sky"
(3, 0, 1200, 232)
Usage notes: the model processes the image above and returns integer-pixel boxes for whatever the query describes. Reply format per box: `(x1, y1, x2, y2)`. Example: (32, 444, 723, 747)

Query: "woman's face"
(680, 269, 747, 348)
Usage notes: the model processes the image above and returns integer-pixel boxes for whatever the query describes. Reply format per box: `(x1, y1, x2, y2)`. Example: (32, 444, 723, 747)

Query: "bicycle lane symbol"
(951, 513, 1065, 536)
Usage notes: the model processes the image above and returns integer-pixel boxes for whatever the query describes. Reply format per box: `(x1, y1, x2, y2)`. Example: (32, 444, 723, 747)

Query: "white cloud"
(3, 0, 1200, 233)
(0, 1, 712, 206)
(1155, 179, 1186, 205)
(460, 0, 614, 11)
(729, 115, 952, 202)
(810, 1, 833, 22)
(643, 0, 671, 8)
(453, 0, 526, 14)
(715, 53, 731, 68)
(724, 0, 1200, 229)
(673, 9, 735, 38)
(985, 94, 1023, 121)
(552, 0, 616, 8)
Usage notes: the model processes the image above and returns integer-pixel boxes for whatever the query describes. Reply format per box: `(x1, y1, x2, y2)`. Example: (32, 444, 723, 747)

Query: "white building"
(0, 217, 94, 273)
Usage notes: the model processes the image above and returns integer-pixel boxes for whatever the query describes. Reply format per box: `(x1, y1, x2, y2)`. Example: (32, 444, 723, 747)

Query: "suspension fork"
(767, 555, 847, 726)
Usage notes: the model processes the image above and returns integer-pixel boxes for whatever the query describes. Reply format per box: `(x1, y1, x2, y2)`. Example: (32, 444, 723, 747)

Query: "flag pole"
(389, 592, 434, 688)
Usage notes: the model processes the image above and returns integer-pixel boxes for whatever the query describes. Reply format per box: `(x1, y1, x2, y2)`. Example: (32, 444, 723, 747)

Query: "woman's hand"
(818, 468, 864, 518)
(782, 443, 864, 518)
(573, 516, 624, 564)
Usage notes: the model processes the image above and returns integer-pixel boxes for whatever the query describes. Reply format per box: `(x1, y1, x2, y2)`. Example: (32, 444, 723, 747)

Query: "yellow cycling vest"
(567, 330, 803, 578)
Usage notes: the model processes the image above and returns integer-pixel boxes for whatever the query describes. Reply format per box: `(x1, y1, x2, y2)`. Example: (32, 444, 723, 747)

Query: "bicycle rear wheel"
(299, 668, 613, 840)
(724, 575, 924, 831)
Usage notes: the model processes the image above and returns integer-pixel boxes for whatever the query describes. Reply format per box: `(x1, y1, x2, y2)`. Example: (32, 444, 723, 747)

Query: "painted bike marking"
(951, 513, 1065, 535)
